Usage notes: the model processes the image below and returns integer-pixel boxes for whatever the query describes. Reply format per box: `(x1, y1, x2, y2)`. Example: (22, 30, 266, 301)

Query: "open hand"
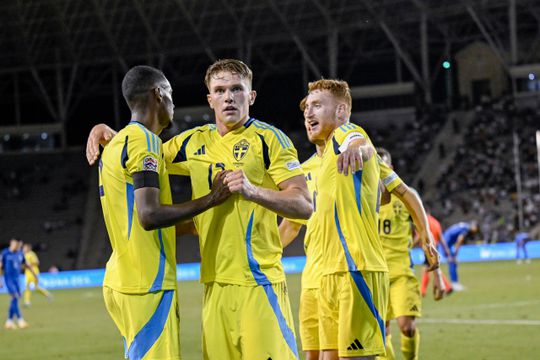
(86, 124, 117, 165)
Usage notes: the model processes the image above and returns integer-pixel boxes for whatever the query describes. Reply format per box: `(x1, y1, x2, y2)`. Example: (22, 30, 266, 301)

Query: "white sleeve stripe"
(383, 172, 399, 186)
(338, 132, 364, 153)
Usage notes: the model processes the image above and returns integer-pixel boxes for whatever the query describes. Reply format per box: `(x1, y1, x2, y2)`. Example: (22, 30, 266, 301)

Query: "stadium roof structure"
(1, 0, 539, 129)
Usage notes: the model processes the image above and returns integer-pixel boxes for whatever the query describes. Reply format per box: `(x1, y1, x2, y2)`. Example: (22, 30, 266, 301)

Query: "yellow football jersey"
(164, 118, 304, 286)
(379, 193, 414, 277)
(99, 121, 177, 294)
(24, 251, 40, 276)
(288, 153, 323, 289)
(315, 122, 403, 274)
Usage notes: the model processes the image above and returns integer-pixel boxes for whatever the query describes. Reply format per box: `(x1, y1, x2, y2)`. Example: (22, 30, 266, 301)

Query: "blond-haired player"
(22, 243, 52, 306)
(303, 79, 440, 360)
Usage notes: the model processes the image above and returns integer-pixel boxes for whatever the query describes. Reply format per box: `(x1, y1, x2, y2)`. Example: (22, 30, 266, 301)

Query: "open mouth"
(308, 121, 319, 132)
(223, 106, 237, 113)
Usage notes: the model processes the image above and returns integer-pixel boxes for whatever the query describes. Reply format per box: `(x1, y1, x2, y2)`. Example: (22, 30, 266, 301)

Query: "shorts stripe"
(127, 290, 174, 360)
(349, 271, 386, 346)
(245, 211, 299, 359)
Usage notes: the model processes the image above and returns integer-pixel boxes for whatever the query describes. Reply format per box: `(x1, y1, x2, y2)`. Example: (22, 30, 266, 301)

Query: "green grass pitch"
(1, 260, 539, 359)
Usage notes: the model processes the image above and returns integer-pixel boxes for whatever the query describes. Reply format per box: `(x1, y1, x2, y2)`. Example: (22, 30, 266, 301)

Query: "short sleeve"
(378, 156, 403, 192)
(265, 128, 304, 186)
(124, 131, 163, 176)
(163, 131, 193, 176)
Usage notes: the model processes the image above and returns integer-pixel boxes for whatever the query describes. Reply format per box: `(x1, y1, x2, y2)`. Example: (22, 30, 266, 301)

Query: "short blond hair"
(204, 59, 253, 90)
(307, 79, 352, 111)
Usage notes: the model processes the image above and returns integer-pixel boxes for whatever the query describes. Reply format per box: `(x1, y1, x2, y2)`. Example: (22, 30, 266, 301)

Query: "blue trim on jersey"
(122, 337, 128, 359)
(244, 117, 255, 128)
(149, 229, 166, 292)
(252, 120, 291, 149)
(99, 185, 105, 197)
(409, 252, 414, 269)
(376, 184, 381, 213)
(245, 211, 299, 359)
(257, 134, 271, 169)
(130, 122, 152, 152)
(334, 204, 358, 271)
(127, 290, 174, 360)
(126, 183, 134, 240)
(349, 271, 386, 346)
(339, 123, 356, 132)
(332, 137, 341, 155)
(172, 134, 194, 163)
(353, 170, 363, 216)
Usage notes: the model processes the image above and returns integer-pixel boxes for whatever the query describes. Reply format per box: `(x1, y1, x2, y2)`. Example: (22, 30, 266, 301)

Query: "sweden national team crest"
(233, 139, 250, 161)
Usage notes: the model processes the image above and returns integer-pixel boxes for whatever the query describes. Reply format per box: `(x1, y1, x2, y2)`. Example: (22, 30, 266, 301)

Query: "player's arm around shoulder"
(86, 123, 118, 165)
(335, 126, 375, 175)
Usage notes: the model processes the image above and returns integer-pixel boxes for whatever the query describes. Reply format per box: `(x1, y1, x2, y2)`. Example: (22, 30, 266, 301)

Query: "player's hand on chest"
(190, 135, 266, 191)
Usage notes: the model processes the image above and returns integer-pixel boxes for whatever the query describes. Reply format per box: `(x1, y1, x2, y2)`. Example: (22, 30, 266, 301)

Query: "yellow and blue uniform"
(379, 194, 421, 321)
(314, 122, 403, 357)
(24, 251, 39, 283)
(99, 121, 180, 360)
(164, 118, 302, 359)
(286, 153, 323, 351)
(23, 250, 51, 305)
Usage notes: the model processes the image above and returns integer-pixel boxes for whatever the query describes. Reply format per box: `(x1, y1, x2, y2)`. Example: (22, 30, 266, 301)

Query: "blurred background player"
(22, 243, 52, 306)
(377, 148, 444, 360)
(1, 238, 37, 329)
(420, 209, 453, 297)
(515, 231, 532, 264)
(442, 221, 479, 291)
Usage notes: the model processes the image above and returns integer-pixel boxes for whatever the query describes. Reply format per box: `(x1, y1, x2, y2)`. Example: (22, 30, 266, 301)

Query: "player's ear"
(249, 90, 257, 106)
(207, 94, 214, 109)
(154, 87, 163, 103)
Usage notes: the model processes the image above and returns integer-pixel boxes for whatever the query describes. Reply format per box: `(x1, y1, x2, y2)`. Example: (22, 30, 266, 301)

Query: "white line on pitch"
(419, 318, 540, 326)
(428, 300, 540, 313)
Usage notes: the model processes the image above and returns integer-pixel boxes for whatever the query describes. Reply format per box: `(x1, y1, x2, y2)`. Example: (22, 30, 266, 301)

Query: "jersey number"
(379, 219, 391, 235)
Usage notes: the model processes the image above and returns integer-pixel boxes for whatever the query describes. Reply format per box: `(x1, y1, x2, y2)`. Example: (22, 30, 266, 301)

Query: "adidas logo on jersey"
(410, 305, 419, 312)
(347, 338, 364, 351)
(193, 145, 206, 155)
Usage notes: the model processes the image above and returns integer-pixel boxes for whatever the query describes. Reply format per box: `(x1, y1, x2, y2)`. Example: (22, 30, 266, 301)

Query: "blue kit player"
(515, 231, 532, 264)
(1, 238, 36, 329)
(442, 221, 478, 291)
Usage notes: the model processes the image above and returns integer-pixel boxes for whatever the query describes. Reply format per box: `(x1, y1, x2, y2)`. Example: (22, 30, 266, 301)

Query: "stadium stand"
(0, 151, 89, 270)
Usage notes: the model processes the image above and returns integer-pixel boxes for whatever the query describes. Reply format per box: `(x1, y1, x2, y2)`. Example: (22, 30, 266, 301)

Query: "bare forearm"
(393, 185, 428, 238)
(279, 219, 303, 248)
(140, 194, 215, 230)
(250, 187, 312, 219)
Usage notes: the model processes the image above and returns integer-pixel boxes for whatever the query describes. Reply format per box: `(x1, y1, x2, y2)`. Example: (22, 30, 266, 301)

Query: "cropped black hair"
(121, 65, 167, 109)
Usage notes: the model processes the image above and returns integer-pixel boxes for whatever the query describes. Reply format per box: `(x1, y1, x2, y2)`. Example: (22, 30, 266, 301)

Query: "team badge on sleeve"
(142, 156, 158, 172)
